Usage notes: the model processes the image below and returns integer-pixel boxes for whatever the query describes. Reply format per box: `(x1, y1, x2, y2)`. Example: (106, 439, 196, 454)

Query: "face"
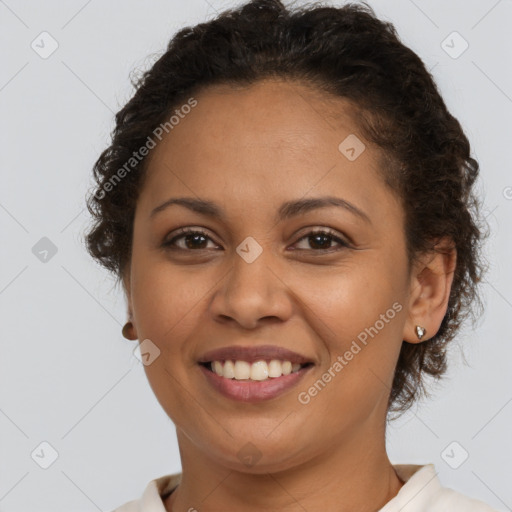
(125, 79, 418, 473)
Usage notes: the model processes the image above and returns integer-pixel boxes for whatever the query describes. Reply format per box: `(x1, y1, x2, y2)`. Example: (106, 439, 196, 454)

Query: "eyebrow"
(150, 196, 372, 225)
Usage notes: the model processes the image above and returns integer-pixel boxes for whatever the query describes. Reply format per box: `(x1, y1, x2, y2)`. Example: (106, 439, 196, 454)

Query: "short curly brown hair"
(84, 0, 489, 418)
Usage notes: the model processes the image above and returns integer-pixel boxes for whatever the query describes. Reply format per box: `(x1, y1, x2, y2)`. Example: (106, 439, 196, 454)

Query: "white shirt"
(112, 463, 498, 511)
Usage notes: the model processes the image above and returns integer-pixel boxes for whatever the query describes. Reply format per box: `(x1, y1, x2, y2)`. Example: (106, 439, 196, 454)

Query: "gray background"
(0, 0, 511, 511)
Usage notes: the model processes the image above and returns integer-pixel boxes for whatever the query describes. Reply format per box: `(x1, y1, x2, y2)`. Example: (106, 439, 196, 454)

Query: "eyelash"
(162, 227, 351, 253)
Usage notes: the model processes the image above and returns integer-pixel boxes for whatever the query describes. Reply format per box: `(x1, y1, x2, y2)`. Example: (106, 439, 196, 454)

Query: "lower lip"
(199, 364, 312, 403)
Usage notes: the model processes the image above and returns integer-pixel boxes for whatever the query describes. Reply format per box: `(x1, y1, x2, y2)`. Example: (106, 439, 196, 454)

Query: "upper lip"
(197, 344, 314, 365)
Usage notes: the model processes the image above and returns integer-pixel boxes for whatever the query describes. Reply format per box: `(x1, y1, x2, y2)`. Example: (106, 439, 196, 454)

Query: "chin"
(204, 434, 313, 475)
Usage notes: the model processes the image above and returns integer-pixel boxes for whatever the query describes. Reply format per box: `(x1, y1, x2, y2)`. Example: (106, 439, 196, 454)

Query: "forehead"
(138, 78, 397, 222)
(168, 78, 362, 153)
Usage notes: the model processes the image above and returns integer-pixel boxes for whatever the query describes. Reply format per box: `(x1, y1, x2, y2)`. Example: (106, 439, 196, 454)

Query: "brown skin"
(122, 79, 456, 511)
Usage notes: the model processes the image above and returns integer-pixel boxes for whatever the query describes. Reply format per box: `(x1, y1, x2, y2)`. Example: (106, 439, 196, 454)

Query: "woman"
(85, 1, 495, 510)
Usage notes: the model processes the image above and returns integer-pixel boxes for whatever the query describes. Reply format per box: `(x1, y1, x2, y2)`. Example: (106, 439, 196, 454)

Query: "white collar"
(378, 464, 441, 511)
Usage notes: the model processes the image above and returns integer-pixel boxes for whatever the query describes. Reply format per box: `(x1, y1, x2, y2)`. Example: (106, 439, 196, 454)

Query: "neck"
(164, 422, 404, 512)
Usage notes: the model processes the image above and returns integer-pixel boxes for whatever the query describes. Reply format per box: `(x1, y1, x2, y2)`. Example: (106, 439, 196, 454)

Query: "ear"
(403, 237, 457, 344)
(121, 267, 139, 340)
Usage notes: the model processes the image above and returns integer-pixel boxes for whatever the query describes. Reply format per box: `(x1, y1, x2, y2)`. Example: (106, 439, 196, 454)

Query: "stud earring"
(415, 325, 426, 340)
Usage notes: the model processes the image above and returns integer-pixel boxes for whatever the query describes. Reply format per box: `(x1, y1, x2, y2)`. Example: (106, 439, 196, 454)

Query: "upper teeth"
(211, 360, 302, 380)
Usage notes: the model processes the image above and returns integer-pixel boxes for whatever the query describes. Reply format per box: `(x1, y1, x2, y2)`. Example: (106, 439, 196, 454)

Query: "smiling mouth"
(199, 359, 314, 381)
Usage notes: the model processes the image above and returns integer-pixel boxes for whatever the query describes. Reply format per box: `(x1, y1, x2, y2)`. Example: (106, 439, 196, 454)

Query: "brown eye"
(163, 228, 219, 251)
(293, 229, 350, 252)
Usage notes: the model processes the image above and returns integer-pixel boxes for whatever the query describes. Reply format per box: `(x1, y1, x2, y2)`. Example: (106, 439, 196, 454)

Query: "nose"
(209, 246, 294, 330)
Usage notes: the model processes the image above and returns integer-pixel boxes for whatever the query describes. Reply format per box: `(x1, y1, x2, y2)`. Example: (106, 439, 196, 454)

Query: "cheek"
(291, 259, 401, 339)
(130, 259, 211, 352)
(297, 294, 405, 433)
(293, 261, 406, 393)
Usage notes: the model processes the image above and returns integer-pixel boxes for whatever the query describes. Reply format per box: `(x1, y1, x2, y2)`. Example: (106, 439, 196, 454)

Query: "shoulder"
(383, 464, 498, 512)
(429, 486, 499, 511)
(110, 498, 139, 512)
(109, 472, 182, 512)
